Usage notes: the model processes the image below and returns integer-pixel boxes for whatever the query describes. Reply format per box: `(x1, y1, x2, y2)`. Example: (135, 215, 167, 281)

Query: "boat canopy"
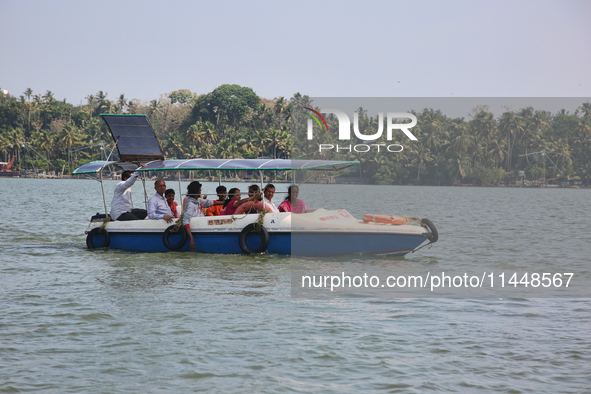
(100, 114, 164, 162)
(73, 158, 358, 175)
(72, 160, 139, 175)
(72, 115, 358, 175)
(138, 158, 358, 172)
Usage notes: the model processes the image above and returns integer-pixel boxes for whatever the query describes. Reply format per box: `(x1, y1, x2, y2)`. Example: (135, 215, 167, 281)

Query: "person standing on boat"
(110, 164, 148, 221)
(183, 182, 221, 251)
(148, 179, 175, 223)
(262, 184, 280, 213)
(278, 185, 307, 213)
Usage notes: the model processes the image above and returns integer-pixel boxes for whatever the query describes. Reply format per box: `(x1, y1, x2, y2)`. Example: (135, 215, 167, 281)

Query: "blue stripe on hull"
(89, 231, 427, 256)
(291, 233, 428, 256)
(90, 232, 291, 254)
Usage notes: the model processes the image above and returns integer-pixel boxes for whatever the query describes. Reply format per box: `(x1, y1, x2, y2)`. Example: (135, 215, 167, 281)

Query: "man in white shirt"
(110, 164, 147, 221)
(262, 183, 279, 213)
(148, 179, 174, 223)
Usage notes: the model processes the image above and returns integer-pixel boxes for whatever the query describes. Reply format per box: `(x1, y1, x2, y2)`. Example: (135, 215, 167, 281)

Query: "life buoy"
(86, 228, 110, 249)
(235, 201, 272, 215)
(421, 218, 438, 243)
(163, 225, 187, 250)
(239, 223, 270, 254)
(363, 214, 409, 225)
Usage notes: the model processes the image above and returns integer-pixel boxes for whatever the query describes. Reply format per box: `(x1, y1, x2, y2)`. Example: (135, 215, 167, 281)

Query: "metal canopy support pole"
(99, 168, 108, 215)
(298, 170, 320, 187)
(260, 170, 265, 210)
(178, 172, 183, 207)
(142, 177, 148, 208)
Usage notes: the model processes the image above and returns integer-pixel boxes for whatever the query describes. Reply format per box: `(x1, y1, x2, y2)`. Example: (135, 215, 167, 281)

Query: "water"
(1, 179, 590, 393)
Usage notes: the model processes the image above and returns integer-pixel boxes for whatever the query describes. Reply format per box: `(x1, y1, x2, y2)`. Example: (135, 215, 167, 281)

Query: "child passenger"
(165, 189, 179, 218)
(205, 185, 227, 216)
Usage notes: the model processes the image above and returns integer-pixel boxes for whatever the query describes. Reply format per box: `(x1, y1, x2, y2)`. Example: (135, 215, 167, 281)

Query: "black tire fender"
(86, 227, 110, 249)
(421, 218, 438, 243)
(163, 225, 188, 250)
(239, 223, 270, 254)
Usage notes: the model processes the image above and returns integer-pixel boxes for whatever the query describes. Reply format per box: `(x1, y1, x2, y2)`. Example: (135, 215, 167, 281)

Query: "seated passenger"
(148, 179, 174, 223)
(183, 182, 222, 251)
(278, 185, 307, 213)
(244, 184, 262, 214)
(165, 188, 179, 218)
(206, 185, 227, 216)
(262, 183, 280, 213)
(220, 187, 260, 215)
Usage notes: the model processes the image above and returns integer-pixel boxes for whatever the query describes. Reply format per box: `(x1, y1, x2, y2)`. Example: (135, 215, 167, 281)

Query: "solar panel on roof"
(101, 114, 164, 161)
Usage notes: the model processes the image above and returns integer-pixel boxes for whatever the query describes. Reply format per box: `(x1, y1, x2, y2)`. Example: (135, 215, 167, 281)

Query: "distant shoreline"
(3, 176, 588, 189)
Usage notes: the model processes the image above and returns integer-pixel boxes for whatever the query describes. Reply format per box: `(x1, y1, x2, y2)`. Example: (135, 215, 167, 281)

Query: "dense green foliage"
(291, 100, 591, 186)
(1, 86, 590, 185)
(0, 87, 290, 174)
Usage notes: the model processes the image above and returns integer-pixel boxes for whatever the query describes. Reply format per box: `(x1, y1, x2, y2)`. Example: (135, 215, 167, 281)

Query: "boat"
(74, 114, 438, 256)
(0, 156, 20, 177)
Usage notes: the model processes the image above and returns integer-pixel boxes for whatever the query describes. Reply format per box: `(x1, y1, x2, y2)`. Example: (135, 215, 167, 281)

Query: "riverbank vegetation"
(1, 85, 590, 186)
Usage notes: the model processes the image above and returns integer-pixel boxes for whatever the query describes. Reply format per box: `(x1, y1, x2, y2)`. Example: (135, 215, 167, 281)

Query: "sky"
(1, 0, 590, 105)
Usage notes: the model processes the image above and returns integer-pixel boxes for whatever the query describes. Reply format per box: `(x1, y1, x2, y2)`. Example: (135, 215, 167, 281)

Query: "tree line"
(1, 85, 590, 185)
(290, 98, 591, 186)
(0, 85, 290, 176)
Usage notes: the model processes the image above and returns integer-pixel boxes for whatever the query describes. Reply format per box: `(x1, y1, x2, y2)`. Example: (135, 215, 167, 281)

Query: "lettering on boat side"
(208, 219, 233, 226)
(319, 215, 339, 222)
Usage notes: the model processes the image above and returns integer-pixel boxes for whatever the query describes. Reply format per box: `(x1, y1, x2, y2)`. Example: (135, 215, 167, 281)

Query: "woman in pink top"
(220, 188, 260, 215)
(278, 185, 307, 214)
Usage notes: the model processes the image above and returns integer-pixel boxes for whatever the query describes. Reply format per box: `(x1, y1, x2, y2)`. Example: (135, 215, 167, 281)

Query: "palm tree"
(118, 94, 127, 114)
(267, 127, 289, 159)
(43, 130, 55, 161)
(447, 153, 469, 183)
(447, 122, 473, 154)
(86, 94, 96, 118)
(94, 91, 108, 115)
(471, 108, 497, 142)
(167, 131, 186, 159)
(216, 138, 240, 159)
(59, 123, 81, 173)
(487, 138, 506, 168)
(419, 109, 443, 151)
(24, 88, 33, 102)
(431, 153, 447, 185)
(202, 121, 218, 144)
(42, 90, 54, 102)
(253, 128, 269, 157)
(499, 111, 524, 178)
(580, 102, 591, 119)
(185, 123, 202, 148)
(410, 144, 432, 180)
(148, 99, 159, 116)
(237, 128, 258, 157)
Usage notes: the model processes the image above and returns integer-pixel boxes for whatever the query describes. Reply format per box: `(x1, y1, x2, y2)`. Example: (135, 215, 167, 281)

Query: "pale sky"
(1, 0, 590, 104)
